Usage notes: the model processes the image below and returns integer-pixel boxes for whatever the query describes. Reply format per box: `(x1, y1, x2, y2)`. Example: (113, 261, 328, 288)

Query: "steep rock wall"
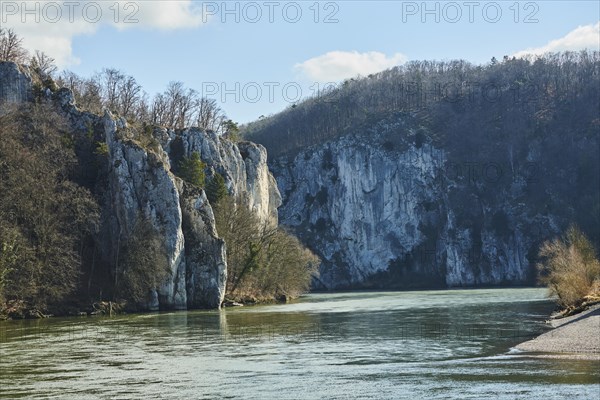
(0, 61, 33, 107)
(158, 127, 281, 227)
(0, 61, 280, 309)
(272, 127, 555, 289)
(102, 115, 188, 309)
(99, 120, 280, 309)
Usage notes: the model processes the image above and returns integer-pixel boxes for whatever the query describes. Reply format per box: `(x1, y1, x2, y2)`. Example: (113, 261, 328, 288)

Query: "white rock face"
(100, 122, 281, 309)
(103, 115, 188, 309)
(0, 62, 32, 108)
(273, 130, 539, 289)
(161, 128, 281, 227)
(238, 142, 281, 227)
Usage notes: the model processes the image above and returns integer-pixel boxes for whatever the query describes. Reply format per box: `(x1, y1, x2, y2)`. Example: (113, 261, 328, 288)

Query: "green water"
(1, 288, 598, 399)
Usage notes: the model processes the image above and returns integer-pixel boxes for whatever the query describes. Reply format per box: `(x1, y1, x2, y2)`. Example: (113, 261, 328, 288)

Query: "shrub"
(214, 196, 319, 302)
(537, 225, 600, 308)
(131, 123, 162, 154)
(95, 141, 109, 155)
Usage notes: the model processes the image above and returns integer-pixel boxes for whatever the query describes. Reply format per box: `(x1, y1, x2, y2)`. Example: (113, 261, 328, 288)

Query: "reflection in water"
(0, 288, 598, 399)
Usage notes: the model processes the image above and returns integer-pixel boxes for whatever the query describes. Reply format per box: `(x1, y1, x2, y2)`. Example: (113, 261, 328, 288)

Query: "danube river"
(1, 288, 598, 399)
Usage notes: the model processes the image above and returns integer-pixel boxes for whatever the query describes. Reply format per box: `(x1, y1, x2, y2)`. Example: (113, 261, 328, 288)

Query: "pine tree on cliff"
(178, 152, 206, 188)
(206, 173, 228, 205)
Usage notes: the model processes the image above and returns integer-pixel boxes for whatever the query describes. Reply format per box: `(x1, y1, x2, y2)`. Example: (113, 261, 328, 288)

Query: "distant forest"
(244, 52, 598, 157)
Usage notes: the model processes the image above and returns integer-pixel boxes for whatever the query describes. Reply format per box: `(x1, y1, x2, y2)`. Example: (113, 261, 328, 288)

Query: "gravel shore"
(516, 304, 600, 360)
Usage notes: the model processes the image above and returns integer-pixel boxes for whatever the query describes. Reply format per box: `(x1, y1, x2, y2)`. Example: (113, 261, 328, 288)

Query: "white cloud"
(513, 22, 600, 58)
(2, 1, 206, 67)
(23, 34, 81, 67)
(116, 1, 204, 30)
(295, 51, 408, 82)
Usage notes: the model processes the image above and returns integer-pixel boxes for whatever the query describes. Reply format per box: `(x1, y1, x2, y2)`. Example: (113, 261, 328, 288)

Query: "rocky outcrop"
(99, 119, 280, 309)
(159, 127, 281, 227)
(179, 182, 227, 309)
(102, 115, 188, 309)
(0, 62, 33, 107)
(274, 132, 443, 288)
(0, 61, 280, 310)
(272, 122, 555, 290)
(237, 141, 281, 227)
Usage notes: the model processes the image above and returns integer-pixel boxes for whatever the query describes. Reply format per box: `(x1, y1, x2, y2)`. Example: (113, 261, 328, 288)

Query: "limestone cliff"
(97, 117, 280, 309)
(0, 61, 33, 106)
(159, 127, 281, 226)
(102, 115, 188, 309)
(0, 61, 280, 310)
(272, 121, 557, 289)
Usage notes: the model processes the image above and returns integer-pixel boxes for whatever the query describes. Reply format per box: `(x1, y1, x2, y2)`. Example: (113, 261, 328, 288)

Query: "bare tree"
(177, 87, 198, 129)
(80, 77, 104, 113)
(165, 81, 187, 128)
(214, 196, 318, 301)
(537, 226, 600, 308)
(30, 50, 57, 78)
(118, 75, 142, 118)
(196, 97, 226, 131)
(151, 93, 168, 126)
(0, 28, 28, 63)
(135, 91, 150, 122)
(159, 81, 200, 129)
(57, 70, 83, 92)
(57, 63, 231, 134)
(214, 114, 229, 135)
(98, 68, 125, 112)
(57, 71, 103, 113)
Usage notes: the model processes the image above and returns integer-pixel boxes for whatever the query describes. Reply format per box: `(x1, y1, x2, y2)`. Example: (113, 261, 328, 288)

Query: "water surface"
(1, 288, 599, 399)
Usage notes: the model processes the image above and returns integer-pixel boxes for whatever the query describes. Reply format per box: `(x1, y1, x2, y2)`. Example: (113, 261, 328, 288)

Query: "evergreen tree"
(223, 120, 240, 142)
(206, 173, 228, 204)
(178, 152, 206, 188)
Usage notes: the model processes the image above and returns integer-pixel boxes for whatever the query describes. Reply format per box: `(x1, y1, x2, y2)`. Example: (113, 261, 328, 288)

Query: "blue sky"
(3, 1, 599, 122)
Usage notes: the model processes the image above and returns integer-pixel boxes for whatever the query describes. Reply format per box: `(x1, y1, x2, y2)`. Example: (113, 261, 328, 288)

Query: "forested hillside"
(245, 52, 600, 289)
(245, 52, 598, 161)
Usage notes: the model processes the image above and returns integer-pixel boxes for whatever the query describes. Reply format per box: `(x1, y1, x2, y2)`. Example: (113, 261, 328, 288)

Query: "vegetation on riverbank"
(537, 225, 600, 314)
(214, 196, 319, 304)
(0, 104, 99, 319)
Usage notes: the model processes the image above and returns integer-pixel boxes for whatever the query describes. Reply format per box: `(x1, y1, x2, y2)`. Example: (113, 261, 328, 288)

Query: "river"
(1, 288, 599, 399)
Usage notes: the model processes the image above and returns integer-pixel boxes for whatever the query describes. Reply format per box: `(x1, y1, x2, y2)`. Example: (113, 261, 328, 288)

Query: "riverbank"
(0, 299, 127, 320)
(516, 304, 600, 360)
(0, 295, 292, 320)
